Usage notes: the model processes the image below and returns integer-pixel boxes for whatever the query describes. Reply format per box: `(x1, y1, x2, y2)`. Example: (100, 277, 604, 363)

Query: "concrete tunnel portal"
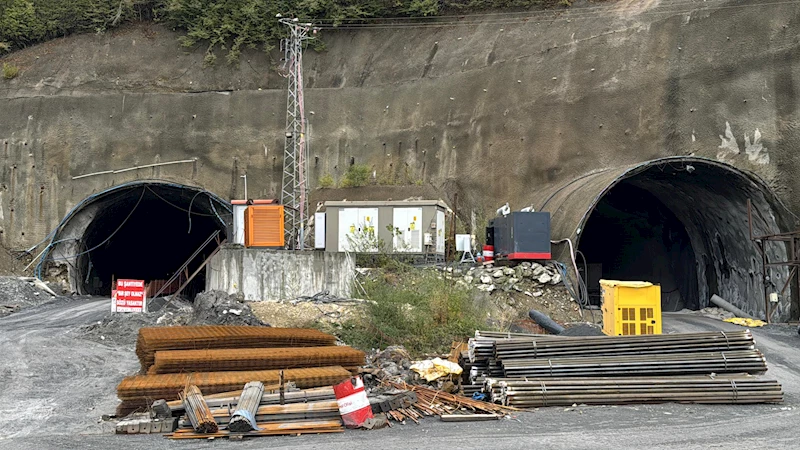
(45, 181, 231, 298)
(533, 157, 797, 322)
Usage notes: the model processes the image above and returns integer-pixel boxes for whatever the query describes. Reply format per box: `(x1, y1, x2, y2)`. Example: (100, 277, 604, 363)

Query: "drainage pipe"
(528, 309, 566, 335)
(710, 294, 754, 319)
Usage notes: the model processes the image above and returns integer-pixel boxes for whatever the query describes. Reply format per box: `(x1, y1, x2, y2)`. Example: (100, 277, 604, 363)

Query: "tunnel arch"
(530, 157, 797, 322)
(40, 180, 232, 297)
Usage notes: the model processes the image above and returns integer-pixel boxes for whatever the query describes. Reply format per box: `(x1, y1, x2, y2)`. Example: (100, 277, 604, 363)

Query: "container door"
(314, 212, 326, 249)
(338, 208, 359, 252)
(435, 210, 445, 254)
(392, 208, 407, 252)
(393, 207, 422, 252)
(233, 205, 247, 245)
(357, 208, 380, 253)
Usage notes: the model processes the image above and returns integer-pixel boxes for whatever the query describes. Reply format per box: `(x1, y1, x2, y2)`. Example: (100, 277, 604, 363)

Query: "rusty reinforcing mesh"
(135, 326, 337, 371)
(148, 346, 366, 374)
(117, 366, 352, 401)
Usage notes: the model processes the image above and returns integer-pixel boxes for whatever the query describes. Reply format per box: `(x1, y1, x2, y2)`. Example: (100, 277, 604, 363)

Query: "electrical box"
(600, 280, 662, 336)
(487, 211, 551, 261)
(244, 205, 284, 248)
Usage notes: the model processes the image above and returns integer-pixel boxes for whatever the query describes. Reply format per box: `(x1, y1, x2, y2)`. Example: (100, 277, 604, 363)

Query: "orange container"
(244, 205, 285, 247)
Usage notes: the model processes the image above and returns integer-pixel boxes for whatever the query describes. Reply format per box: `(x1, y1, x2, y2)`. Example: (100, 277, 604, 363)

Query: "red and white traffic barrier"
(333, 376, 373, 428)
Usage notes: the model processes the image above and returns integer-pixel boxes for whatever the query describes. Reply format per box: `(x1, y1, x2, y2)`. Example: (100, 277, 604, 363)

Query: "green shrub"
(0, 0, 160, 52)
(338, 269, 487, 354)
(0, 0, 569, 62)
(2, 63, 19, 79)
(340, 164, 371, 188)
(318, 173, 335, 189)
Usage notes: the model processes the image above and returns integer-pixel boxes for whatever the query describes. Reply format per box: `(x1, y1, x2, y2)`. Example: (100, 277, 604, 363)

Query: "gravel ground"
(0, 302, 798, 450)
(0, 276, 63, 317)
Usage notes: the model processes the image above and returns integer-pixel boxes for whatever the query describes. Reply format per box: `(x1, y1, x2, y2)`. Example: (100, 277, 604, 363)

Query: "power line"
(49, 187, 146, 262)
(145, 185, 218, 217)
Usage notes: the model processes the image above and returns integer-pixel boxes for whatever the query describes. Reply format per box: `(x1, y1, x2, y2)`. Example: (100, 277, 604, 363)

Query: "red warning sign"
(112, 279, 147, 313)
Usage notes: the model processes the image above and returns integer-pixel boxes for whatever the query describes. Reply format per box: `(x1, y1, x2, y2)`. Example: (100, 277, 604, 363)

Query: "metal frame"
(748, 199, 800, 323)
(279, 18, 314, 250)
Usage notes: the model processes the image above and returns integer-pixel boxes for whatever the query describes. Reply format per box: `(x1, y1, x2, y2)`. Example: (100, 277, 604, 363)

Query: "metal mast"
(279, 17, 314, 250)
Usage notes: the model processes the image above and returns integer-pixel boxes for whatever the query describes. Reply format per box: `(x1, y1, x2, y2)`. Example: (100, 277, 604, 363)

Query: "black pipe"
(528, 309, 565, 335)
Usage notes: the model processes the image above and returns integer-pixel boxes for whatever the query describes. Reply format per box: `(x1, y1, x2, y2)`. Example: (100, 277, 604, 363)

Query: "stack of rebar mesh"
(116, 326, 363, 416)
(464, 329, 783, 408)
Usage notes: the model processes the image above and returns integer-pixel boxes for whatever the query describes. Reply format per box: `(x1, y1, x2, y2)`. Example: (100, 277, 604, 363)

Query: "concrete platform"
(206, 246, 355, 301)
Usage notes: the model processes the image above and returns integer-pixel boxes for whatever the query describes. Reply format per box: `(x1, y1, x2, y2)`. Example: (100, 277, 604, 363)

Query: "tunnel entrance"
(47, 182, 231, 298)
(544, 157, 797, 321)
(579, 182, 698, 311)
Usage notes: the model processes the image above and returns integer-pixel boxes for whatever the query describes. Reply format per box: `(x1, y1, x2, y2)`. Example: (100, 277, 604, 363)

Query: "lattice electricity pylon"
(279, 17, 315, 250)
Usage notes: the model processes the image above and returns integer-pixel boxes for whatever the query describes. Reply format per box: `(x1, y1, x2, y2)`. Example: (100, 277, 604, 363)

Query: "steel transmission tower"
(279, 17, 314, 250)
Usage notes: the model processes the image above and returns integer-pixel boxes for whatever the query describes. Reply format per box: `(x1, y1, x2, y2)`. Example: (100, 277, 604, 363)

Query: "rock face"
(2, 2, 800, 254)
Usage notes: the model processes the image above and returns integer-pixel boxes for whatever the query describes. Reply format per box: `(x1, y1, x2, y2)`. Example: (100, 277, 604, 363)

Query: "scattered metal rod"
(180, 385, 218, 433)
(167, 419, 344, 440)
(381, 380, 517, 424)
(228, 381, 265, 432)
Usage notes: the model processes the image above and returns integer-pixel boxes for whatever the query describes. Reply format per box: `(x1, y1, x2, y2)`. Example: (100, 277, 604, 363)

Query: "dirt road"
(0, 300, 798, 449)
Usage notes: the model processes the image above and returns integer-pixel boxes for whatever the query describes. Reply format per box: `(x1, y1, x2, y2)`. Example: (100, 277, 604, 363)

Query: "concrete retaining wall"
(206, 246, 355, 301)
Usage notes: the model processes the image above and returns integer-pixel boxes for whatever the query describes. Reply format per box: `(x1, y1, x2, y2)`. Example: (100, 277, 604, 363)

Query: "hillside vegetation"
(0, 0, 567, 64)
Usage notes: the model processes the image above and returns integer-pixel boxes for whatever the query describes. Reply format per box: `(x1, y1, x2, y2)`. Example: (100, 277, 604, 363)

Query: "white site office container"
(324, 200, 449, 258)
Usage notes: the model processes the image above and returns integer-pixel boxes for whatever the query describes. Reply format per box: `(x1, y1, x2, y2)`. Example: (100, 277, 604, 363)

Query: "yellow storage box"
(600, 280, 662, 336)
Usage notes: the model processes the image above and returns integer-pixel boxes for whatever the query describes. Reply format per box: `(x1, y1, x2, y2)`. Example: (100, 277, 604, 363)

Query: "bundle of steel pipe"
(228, 381, 265, 432)
(136, 326, 337, 370)
(494, 331, 755, 360)
(148, 346, 365, 374)
(501, 350, 767, 378)
(468, 331, 548, 381)
(493, 376, 783, 407)
(181, 385, 218, 433)
(117, 366, 351, 401)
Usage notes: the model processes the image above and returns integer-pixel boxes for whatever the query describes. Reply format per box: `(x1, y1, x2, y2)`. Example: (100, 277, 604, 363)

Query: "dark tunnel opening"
(578, 182, 699, 311)
(572, 160, 793, 320)
(74, 184, 228, 298)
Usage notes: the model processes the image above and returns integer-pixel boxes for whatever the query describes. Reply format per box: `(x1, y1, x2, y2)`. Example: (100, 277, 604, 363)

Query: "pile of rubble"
(80, 291, 266, 346)
(447, 262, 563, 294)
(0, 276, 63, 317)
